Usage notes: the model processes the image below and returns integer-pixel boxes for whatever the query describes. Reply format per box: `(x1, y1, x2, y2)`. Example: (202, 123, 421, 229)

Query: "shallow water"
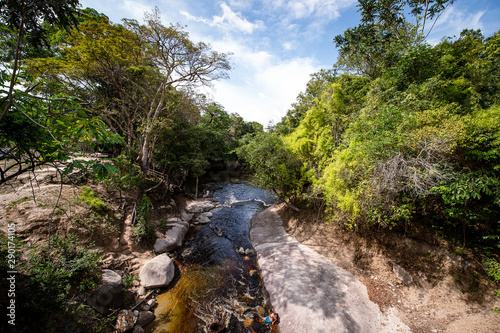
(146, 182, 279, 333)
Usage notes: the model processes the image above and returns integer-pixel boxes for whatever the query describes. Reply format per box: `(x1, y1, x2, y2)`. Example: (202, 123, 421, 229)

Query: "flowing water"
(145, 182, 279, 333)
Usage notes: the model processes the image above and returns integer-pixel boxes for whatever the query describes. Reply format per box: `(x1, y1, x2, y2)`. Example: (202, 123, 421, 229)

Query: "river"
(145, 181, 279, 333)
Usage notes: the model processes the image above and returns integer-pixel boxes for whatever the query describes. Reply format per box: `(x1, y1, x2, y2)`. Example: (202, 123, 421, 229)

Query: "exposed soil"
(0, 164, 173, 332)
(276, 203, 500, 333)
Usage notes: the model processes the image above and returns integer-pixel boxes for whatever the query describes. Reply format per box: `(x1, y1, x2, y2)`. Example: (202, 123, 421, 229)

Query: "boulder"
(139, 254, 175, 289)
(137, 310, 156, 327)
(154, 224, 188, 253)
(115, 309, 137, 333)
(193, 213, 211, 224)
(180, 210, 194, 222)
(393, 263, 413, 285)
(85, 269, 124, 314)
(185, 200, 217, 213)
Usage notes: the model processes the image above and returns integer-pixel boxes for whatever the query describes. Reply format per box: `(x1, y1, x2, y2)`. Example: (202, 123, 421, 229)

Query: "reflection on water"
(146, 182, 279, 333)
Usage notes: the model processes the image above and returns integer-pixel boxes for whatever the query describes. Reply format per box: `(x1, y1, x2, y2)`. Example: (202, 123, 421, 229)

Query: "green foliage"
(102, 154, 145, 191)
(134, 195, 155, 243)
(79, 186, 107, 211)
(273, 14, 500, 240)
(123, 274, 139, 288)
(236, 132, 305, 203)
(484, 258, 500, 284)
(24, 234, 102, 311)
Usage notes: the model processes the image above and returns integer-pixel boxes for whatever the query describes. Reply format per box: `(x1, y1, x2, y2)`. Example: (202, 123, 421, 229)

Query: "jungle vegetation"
(237, 0, 500, 260)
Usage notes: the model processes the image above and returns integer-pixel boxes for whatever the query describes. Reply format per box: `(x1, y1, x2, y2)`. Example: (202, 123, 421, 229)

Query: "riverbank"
(271, 203, 500, 333)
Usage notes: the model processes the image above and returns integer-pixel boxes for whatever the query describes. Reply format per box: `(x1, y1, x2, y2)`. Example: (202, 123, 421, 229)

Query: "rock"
(133, 326, 145, 333)
(185, 200, 217, 213)
(250, 207, 411, 333)
(154, 225, 188, 253)
(133, 310, 140, 317)
(147, 299, 156, 308)
(137, 286, 147, 296)
(139, 254, 175, 289)
(115, 309, 137, 333)
(85, 269, 124, 314)
(171, 220, 190, 230)
(185, 202, 204, 214)
(393, 263, 413, 285)
(137, 310, 156, 327)
(180, 210, 193, 222)
(194, 213, 211, 224)
(169, 199, 177, 210)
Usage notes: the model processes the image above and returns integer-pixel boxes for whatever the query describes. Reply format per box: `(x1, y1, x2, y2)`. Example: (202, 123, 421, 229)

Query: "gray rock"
(194, 213, 211, 224)
(85, 269, 124, 314)
(393, 263, 413, 285)
(115, 309, 137, 333)
(250, 207, 411, 333)
(169, 199, 177, 209)
(139, 254, 175, 289)
(180, 210, 193, 222)
(185, 200, 217, 213)
(137, 310, 156, 327)
(133, 326, 144, 333)
(154, 225, 188, 253)
(137, 286, 147, 296)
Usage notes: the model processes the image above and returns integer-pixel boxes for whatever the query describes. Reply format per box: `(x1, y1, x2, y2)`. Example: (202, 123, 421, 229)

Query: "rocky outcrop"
(250, 207, 410, 333)
(85, 269, 124, 314)
(139, 254, 175, 289)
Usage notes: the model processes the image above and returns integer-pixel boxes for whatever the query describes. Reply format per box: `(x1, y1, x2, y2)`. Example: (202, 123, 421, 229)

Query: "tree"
(334, 0, 454, 78)
(0, 4, 120, 185)
(236, 132, 304, 210)
(0, 0, 80, 123)
(29, 8, 231, 175)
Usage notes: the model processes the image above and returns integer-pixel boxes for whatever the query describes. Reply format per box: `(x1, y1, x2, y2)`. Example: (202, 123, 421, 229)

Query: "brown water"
(145, 182, 279, 333)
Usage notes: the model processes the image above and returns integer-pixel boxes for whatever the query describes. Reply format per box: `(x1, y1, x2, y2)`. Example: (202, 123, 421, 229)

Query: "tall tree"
(334, 0, 454, 78)
(29, 8, 231, 175)
(0, 0, 80, 123)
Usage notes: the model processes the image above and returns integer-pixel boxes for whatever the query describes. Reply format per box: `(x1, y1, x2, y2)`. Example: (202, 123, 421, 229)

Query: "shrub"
(134, 195, 155, 242)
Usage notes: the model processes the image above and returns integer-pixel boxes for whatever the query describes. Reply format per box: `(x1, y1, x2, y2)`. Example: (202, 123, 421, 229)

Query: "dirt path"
(250, 206, 410, 333)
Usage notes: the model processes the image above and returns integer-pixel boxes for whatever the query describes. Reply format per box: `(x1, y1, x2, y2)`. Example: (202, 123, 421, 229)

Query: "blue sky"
(79, 0, 500, 126)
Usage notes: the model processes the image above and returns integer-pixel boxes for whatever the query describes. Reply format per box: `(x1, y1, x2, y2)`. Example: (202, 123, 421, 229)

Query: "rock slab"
(139, 254, 175, 289)
(250, 207, 410, 333)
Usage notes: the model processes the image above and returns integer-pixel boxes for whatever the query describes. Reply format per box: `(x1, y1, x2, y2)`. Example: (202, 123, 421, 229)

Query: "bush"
(134, 195, 155, 243)
(24, 235, 102, 312)
(484, 258, 500, 284)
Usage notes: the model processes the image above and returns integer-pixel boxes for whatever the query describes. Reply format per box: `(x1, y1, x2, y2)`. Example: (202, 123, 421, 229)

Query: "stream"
(145, 182, 279, 333)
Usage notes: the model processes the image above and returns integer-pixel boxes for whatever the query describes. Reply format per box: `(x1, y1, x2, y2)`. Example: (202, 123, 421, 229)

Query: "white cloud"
(427, 5, 486, 43)
(182, 2, 262, 34)
(283, 41, 297, 50)
(284, 0, 354, 20)
(205, 53, 319, 126)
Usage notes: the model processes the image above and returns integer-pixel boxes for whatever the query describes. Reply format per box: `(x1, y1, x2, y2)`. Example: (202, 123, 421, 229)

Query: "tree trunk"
(195, 176, 199, 199)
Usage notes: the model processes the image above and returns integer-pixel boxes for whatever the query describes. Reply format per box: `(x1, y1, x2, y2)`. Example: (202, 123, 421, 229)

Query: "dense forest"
(0, 0, 499, 331)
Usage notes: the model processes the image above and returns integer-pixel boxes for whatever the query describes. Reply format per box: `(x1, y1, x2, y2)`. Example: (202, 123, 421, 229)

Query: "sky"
(79, 0, 500, 126)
